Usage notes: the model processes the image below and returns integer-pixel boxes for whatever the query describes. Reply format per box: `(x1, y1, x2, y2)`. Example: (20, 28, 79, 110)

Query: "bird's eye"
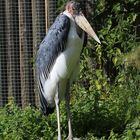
(72, 8, 76, 11)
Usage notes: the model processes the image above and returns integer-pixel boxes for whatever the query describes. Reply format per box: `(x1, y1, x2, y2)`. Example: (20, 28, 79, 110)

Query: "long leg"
(55, 86, 61, 140)
(65, 81, 73, 139)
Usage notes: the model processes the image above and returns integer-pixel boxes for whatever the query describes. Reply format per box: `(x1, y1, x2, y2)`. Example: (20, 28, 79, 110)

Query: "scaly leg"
(55, 86, 61, 140)
(65, 81, 73, 140)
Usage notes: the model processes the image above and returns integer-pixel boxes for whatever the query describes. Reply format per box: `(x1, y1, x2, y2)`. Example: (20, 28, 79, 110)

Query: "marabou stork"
(36, 1, 101, 140)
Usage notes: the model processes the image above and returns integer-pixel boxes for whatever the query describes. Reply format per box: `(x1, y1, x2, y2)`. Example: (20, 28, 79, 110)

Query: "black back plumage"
(36, 14, 70, 115)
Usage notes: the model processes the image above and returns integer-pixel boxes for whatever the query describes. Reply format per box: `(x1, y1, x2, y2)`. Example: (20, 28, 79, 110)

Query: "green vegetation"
(0, 0, 140, 139)
(0, 76, 139, 139)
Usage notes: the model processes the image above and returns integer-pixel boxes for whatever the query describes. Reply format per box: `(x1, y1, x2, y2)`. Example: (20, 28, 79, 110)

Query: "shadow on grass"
(71, 106, 126, 139)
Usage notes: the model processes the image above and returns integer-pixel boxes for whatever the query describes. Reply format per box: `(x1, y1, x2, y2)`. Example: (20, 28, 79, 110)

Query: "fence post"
(18, 0, 35, 107)
(5, 0, 21, 106)
(32, 0, 46, 106)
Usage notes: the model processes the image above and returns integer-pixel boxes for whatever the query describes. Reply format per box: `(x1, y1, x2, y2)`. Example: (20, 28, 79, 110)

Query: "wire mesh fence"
(0, 0, 88, 108)
(0, 0, 57, 107)
(0, 0, 139, 108)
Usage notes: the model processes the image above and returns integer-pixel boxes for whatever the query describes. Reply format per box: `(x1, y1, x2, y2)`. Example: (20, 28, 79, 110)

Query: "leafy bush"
(0, 74, 140, 139)
(0, 97, 61, 140)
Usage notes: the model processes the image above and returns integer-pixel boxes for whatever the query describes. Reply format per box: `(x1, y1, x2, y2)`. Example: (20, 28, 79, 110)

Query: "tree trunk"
(18, 0, 35, 107)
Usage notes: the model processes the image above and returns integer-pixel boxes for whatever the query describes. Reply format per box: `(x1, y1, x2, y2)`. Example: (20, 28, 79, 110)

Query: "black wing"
(36, 14, 70, 77)
(35, 14, 70, 115)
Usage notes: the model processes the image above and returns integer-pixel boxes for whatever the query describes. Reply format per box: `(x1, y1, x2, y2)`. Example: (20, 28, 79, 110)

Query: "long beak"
(75, 13, 101, 44)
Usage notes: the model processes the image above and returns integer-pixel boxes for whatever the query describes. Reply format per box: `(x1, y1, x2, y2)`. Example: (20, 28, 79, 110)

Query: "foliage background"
(0, 0, 140, 139)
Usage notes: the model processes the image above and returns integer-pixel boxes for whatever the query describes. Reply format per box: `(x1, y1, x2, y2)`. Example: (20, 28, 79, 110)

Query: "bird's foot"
(66, 136, 81, 140)
(72, 138, 81, 140)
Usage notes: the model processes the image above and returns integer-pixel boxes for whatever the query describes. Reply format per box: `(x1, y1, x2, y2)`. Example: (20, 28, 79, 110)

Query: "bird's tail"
(39, 91, 55, 115)
(37, 75, 55, 115)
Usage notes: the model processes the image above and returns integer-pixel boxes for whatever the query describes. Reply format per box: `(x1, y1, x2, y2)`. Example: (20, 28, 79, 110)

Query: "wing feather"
(36, 14, 70, 78)
(35, 14, 70, 114)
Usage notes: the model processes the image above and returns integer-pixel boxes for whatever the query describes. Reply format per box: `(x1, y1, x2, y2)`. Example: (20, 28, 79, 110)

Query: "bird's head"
(65, 1, 101, 44)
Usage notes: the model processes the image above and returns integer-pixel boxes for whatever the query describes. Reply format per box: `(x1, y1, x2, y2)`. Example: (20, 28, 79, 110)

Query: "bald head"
(65, 1, 81, 16)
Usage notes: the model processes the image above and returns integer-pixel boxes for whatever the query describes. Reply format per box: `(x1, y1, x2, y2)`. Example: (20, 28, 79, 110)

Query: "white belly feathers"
(51, 22, 83, 80)
(44, 21, 84, 106)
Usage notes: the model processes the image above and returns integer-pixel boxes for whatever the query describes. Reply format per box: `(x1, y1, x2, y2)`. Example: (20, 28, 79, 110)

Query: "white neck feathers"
(63, 10, 74, 21)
